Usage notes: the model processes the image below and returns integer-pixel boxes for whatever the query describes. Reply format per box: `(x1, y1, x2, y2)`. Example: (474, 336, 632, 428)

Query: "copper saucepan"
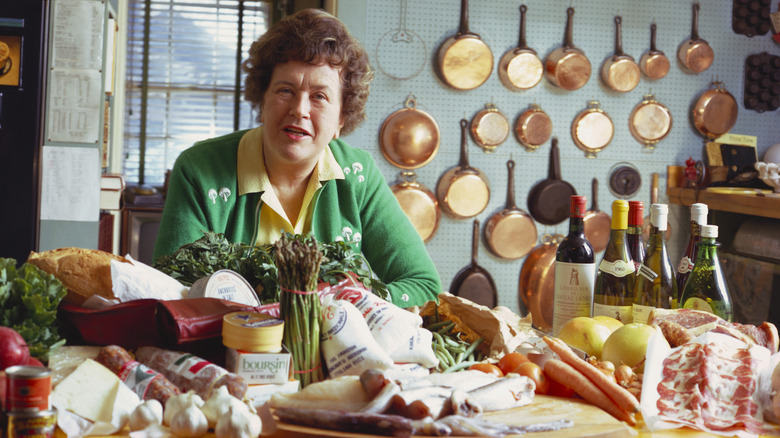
(484, 159, 538, 260)
(470, 103, 510, 153)
(640, 23, 670, 80)
(391, 171, 441, 243)
(498, 4, 543, 91)
(583, 178, 610, 253)
(601, 16, 640, 93)
(545, 7, 591, 91)
(691, 81, 738, 139)
(514, 104, 552, 152)
(518, 234, 564, 332)
(379, 95, 440, 169)
(451, 219, 497, 309)
(436, 119, 491, 219)
(437, 0, 493, 90)
(678, 2, 713, 74)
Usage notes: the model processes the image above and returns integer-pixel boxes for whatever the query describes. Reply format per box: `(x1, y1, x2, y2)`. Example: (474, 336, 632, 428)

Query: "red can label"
(6, 410, 57, 438)
(5, 366, 52, 412)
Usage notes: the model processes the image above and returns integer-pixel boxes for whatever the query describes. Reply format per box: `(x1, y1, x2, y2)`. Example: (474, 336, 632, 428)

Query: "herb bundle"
(275, 233, 325, 387)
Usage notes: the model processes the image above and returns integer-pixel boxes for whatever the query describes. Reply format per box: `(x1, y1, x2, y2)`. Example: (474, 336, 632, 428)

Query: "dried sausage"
(96, 345, 181, 404)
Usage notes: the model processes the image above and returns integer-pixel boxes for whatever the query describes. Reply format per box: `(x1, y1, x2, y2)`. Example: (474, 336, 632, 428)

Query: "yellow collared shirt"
(236, 127, 344, 246)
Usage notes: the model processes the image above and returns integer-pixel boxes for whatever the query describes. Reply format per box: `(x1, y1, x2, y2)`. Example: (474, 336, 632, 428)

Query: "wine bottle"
(593, 200, 636, 323)
(679, 224, 733, 322)
(632, 204, 677, 324)
(552, 195, 597, 336)
(675, 203, 708, 304)
(627, 201, 645, 272)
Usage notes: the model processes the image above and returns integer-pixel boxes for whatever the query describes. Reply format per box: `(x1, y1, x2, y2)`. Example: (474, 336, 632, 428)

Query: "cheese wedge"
(52, 358, 140, 424)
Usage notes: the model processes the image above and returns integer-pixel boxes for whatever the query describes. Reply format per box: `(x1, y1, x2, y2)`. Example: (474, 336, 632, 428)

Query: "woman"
(153, 9, 441, 307)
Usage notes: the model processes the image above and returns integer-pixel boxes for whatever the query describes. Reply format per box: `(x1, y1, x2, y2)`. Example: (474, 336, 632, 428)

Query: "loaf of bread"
(27, 248, 129, 305)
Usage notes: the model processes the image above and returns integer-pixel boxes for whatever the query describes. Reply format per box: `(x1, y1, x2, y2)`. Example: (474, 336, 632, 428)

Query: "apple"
(592, 315, 623, 333)
(601, 322, 665, 372)
(0, 326, 30, 370)
(27, 356, 44, 367)
(557, 317, 613, 359)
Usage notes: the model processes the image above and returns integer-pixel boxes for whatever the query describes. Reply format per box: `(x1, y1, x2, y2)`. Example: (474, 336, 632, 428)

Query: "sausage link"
(96, 345, 181, 404)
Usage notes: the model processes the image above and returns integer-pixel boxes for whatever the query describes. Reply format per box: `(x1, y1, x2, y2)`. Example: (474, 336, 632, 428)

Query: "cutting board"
(274, 395, 635, 438)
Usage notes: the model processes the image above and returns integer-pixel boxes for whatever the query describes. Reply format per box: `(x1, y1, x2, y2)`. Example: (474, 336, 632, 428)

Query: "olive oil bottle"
(593, 200, 636, 323)
(679, 224, 733, 322)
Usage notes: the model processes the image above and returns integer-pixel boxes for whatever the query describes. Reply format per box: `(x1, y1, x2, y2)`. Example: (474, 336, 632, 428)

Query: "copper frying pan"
(391, 171, 441, 243)
(518, 234, 563, 332)
(678, 2, 713, 74)
(451, 219, 497, 308)
(515, 104, 552, 152)
(692, 81, 738, 139)
(498, 4, 543, 91)
(640, 23, 670, 80)
(437, 0, 493, 90)
(601, 16, 640, 93)
(436, 119, 491, 219)
(583, 178, 610, 253)
(544, 7, 591, 91)
(379, 95, 440, 169)
(484, 159, 538, 260)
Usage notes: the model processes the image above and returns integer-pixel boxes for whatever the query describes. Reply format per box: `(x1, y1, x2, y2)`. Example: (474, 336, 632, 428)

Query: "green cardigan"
(153, 129, 441, 307)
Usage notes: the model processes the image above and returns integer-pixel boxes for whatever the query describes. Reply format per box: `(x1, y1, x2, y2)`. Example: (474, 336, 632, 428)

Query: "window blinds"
(123, 0, 269, 186)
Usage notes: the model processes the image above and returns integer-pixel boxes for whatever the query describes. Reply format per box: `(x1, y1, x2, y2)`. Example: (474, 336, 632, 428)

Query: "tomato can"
(6, 409, 57, 438)
(5, 366, 52, 412)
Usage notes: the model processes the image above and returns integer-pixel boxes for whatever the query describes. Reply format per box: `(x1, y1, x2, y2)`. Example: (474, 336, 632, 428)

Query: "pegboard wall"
(337, 0, 780, 315)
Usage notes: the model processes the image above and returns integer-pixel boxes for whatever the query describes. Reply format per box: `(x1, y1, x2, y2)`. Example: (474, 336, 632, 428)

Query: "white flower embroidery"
(358, 175, 365, 183)
(208, 188, 218, 204)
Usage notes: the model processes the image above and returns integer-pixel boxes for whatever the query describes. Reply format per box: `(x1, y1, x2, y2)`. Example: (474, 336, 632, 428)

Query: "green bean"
(461, 337, 483, 359)
(443, 336, 462, 350)
(425, 320, 452, 332)
(454, 351, 464, 364)
(437, 322, 455, 334)
(443, 360, 480, 373)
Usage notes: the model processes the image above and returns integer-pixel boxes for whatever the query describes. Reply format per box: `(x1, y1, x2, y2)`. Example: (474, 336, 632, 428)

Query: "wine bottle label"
(598, 259, 636, 278)
(638, 264, 659, 281)
(632, 304, 655, 325)
(677, 256, 694, 274)
(593, 303, 633, 324)
(552, 261, 596, 336)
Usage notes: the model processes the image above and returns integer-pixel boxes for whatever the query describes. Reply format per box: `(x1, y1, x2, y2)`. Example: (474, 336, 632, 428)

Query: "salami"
(135, 346, 247, 400)
(96, 345, 181, 404)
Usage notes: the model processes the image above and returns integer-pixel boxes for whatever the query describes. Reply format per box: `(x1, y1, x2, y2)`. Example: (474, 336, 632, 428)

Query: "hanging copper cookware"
(678, 2, 714, 74)
(583, 178, 610, 253)
(470, 103, 510, 153)
(571, 100, 614, 158)
(436, 0, 493, 90)
(436, 119, 491, 219)
(527, 137, 576, 226)
(498, 4, 543, 91)
(451, 219, 497, 308)
(391, 171, 441, 243)
(544, 7, 591, 91)
(601, 16, 640, 93)
(629, 94, 673, 151)
(514, 104, 552, 152)
(640, 23, 670, 80)
(518, 234, 563, 332)
(692, 81, 738, 139)
(484, 159, 538, 260)
(379, 95, 440, 169)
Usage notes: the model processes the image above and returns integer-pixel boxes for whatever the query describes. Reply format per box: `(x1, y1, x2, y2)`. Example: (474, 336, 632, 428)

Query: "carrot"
(544, 358, 637, 426)
(543, 336, 640, 415)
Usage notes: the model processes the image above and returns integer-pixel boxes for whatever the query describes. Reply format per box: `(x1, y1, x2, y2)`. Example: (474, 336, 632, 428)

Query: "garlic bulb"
(214, 405, 262, 438)
(201, 385, 248, 428)
(128, 399, 164, 431)
(170, 402, 208, 438)
(164, 391, 204, 427)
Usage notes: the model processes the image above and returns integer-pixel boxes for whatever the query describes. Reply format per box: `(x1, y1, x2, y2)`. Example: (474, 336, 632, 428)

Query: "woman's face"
(261, 61, 344, 169)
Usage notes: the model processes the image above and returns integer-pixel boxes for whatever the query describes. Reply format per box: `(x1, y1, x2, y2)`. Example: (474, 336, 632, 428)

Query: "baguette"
(27, 247, 128, 305)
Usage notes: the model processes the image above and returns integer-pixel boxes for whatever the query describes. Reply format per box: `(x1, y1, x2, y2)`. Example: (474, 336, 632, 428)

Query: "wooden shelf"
(667, 166, 780, 220)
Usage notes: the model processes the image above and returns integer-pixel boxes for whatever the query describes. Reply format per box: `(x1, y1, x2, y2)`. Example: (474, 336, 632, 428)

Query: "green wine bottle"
(593, 200, 636, 323)
(632, 204, 677, 324)
(679, 224, 733, 322)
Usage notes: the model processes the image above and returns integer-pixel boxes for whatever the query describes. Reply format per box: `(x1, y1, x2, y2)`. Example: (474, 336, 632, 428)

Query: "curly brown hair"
(242, 9, 374, 136)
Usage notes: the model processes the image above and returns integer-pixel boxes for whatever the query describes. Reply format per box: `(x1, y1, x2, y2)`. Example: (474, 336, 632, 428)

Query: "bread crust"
(27, 248, 128, 305)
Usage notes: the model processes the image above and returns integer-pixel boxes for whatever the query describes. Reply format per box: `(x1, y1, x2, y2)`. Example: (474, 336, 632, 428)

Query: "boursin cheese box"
(225, 346, 293, 385)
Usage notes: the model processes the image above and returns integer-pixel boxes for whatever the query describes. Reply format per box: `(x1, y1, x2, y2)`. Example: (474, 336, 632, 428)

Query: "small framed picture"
(0, 35, 22, 87)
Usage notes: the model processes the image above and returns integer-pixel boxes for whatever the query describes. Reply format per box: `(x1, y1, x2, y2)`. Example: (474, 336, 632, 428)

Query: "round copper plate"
(629, 94, 673, 150)
(571, 101, 614, 158)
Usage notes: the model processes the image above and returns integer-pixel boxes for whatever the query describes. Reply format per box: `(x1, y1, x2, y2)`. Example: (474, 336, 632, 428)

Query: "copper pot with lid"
(692, 81, 738, 139)
(470, 103, 510, 153)
(571, 101, 614, 158)
(601, 16, 640, 93)
(629, 94, 673, 151)
(391, 171, 441, 243)
(544, 7, 591, 91)
(515, 104, 552, 152)
(379, 95, 440, 169)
